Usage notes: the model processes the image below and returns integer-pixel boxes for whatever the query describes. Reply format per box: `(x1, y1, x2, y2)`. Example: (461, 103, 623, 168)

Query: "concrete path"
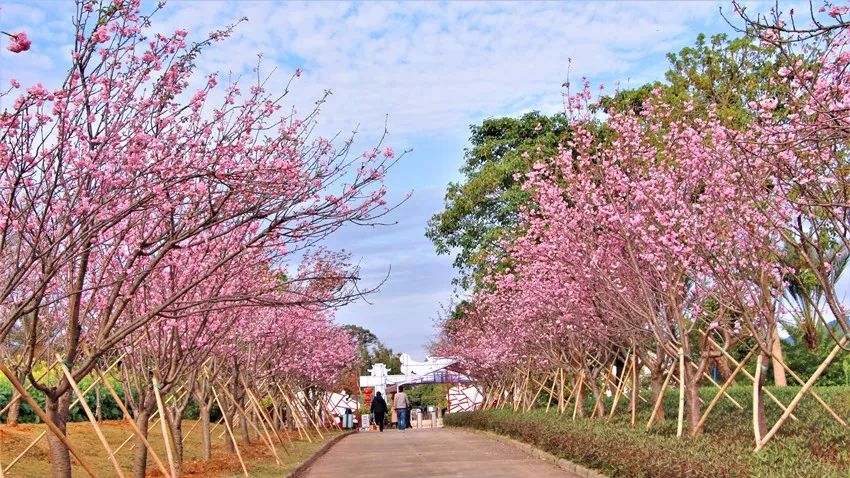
(301, 427, 574, 477)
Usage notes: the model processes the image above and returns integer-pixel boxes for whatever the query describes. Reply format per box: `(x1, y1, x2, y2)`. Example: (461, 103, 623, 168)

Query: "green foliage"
(405, 384, 448, 409)
(781, 324, 850, 386)
(0, 375, 202, 424)
(447, 385, 850, 477)
(343, 324, 402, 375)
(426, 111, 571, 290)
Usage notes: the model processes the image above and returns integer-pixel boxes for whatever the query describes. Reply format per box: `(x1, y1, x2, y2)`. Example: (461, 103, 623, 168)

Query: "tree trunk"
(131, 408, 151, 478)
(45, 392, 73, 478)
(6, 390, 22, 426)
(167, 409, 185, 478)
(224, 408, 236, 453)
(199, 403, 212, 459)
(649, 363, 666, 422)
(95, 386, 102, 422)
(684, 363, 702, 436)
(239, 413, 250, 444)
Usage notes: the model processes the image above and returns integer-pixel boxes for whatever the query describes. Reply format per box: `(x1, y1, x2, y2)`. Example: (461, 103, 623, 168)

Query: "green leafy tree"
(426, 112, 570, 290)
(342, 325, 401, 375)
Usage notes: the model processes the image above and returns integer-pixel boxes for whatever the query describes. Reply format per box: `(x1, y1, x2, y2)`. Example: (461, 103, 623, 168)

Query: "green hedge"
(445, 386, 850, 477)
(1, 378, 203, 424)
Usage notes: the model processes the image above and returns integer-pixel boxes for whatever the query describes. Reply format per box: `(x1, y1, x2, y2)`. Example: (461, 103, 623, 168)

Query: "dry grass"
(0, 419, 341, 477)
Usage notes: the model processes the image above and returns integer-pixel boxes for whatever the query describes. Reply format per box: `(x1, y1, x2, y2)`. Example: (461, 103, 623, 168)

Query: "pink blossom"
(5, 31, 31, 53)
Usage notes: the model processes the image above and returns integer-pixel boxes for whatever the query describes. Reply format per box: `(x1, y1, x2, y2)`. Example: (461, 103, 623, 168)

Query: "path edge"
(287, 430, 356, 478)
(461, 428, 607, 478)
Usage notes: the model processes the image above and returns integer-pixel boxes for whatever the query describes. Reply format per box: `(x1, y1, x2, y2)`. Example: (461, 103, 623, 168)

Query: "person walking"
(370, 391, 388, 432)
(394, 386, 411, 432)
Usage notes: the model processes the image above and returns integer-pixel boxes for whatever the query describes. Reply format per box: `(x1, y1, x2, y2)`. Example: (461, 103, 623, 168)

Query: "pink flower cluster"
(5, 31, 30, 53)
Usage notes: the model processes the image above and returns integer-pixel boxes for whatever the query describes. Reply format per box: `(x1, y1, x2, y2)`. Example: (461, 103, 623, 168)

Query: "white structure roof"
(359, 353, 470, 395)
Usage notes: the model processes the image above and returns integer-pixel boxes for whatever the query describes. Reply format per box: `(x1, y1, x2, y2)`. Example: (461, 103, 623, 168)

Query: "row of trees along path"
(436, 1, 850, 451)
(0, 1, 401, 477)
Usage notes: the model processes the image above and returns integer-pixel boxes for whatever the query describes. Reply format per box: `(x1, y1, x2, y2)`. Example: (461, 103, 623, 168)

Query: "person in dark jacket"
(370, 391, 388, 432)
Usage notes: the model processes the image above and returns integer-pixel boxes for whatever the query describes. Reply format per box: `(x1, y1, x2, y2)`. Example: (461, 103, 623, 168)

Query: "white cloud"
(0, 0, 744, 354)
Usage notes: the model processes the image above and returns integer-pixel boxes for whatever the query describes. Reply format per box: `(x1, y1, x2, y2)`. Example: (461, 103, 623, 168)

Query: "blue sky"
(2, 0, 771, 357)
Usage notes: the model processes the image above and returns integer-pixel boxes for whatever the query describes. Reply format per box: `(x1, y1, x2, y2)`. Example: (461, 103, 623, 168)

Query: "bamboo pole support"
(608, 350, 631, 420)
(698, 367, 743, 410)
(572, 373, 584, 419)
(242, 378, 289, 451)
(701, 332, 798, 421)
(696, 347, 755, 433)
(630, 353, 638, 427)
(4, 349, 131, 467)
(753, 353, 765, 445)
(757, 336, 849, 451)
(278, 385, 311, 443)
(527, 372, 546, 412)
(152, 377, 178, 478)
(95, 368, 171, 478)
(561, 372, 580, 416)
(211, 386, 249, 477)
(56, 356, 126, 478)
(112, 387, 189, 455)
(244, 398, 283, 464)
(217, 380, 280, 464)
(0, 363, 98, 478)
(767, 347, 847, 426)
(285, 385, 324, 439)
(676, 348, 685, 438)
(647, 363, 675, 430)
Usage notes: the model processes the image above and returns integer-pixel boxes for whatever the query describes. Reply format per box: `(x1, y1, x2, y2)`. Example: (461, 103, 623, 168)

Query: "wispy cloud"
(1, 0, 742, 356)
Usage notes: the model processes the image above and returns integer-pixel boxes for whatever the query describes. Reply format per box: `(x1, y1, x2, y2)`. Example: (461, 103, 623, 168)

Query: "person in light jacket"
(393, 386, 411, 432)
(370, 391, 388, 432)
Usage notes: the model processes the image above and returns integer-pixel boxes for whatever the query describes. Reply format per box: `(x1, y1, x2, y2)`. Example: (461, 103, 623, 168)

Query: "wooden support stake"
(152, 377, 178, 478)
(757, 337, 849, 451)
(242, 378, 289, 451)
(702, 332, 798, 421)
(753, 353, 765, 445)
(572, 373, 584, 419)
(56, 356, 126, 478)
(285, 386, 324, 439)
(278, 385, 311, 443)
(608, 351, 631, 420)
(696, 347, 755, 433)
(211, 386, 249, 477)
(112, 387, 189, 456)
(647, 363, 675, 430)
(630, 353, 638, 427)
(768, 348, 847, 427)
(0, 363, 98, 478)
(677, 348, 685, 438)
(217, 380, 280, 464)
(95, 368, 171, 478)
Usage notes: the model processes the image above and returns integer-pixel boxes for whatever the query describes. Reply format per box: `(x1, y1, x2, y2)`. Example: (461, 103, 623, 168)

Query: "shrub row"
(445, 385, 850, 477)
(0, 379, 204, 424)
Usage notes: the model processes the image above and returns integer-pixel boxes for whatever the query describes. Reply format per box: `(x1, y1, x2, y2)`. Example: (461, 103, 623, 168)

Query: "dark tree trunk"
(45, 392, 73, 478)
(6, 391, 22, 426)
(684, 363, 702, 436)
(167, 408, 185, 478)
(132, 408, 151, 478)
(199, 403, 212, 459)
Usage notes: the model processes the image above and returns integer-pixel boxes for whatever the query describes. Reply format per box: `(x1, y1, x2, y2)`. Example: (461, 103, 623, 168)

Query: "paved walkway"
(302, 428, 573, 477)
